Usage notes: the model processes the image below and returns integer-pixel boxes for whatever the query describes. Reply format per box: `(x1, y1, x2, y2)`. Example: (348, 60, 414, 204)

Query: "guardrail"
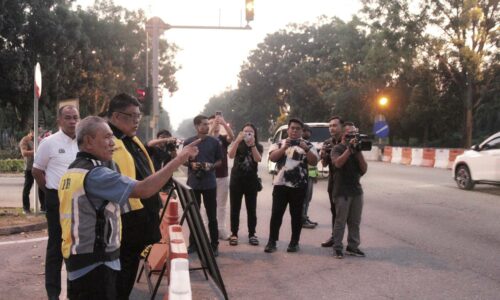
(381, 146, 464, 169)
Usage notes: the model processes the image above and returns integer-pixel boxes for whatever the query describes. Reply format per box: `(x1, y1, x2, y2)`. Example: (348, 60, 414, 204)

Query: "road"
(0, 160, 499, 299)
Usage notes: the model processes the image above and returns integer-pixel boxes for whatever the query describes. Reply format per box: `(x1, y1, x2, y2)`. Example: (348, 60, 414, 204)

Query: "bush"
(0, 159, 24, 173)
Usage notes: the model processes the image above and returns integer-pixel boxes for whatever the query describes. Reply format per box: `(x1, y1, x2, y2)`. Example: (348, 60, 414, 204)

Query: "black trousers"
(117, 209, 151, 300)
(22, 169, 45, 211)
(269, 185, 306, 243)
(190, 188, 218, 247)
(230, 177, 258, 237)
(68, 264, 118, 300)
(44, 189, 63, 298)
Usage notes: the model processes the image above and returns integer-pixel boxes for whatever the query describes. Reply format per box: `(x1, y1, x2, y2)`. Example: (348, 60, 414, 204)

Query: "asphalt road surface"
(0, 160, 499, 299)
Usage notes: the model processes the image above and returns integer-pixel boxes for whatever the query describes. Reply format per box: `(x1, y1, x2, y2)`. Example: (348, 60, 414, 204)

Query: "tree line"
(192, 0, 498, 148)
(0, 0, 177, 141)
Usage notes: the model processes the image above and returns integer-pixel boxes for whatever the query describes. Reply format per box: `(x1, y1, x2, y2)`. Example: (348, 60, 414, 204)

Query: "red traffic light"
(136, 88, 146, 101)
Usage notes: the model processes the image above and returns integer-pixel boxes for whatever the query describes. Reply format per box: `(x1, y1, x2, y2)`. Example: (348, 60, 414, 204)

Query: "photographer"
(147, 130, 178, 193)
(184, 115, 222, 256)
(147, 129, 178, 171)
(331, 122, 368, 259)
(264, 118, 319, 253)
(319, 116, 343, 247)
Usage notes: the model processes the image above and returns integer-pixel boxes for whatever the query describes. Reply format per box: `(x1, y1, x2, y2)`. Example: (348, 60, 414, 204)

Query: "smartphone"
(215, 111, 222, 117)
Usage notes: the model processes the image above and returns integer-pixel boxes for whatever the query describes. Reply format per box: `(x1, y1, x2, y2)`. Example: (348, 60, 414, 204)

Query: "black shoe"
(334, 249, 344, 259)
(264, 240, 277, 253)
(346, 247, 365, 257)
(187, 244, 197, 254)
(321, 237, 334, 247)
(212, 245, 219, 257)
(287, 242, 300, 253)
(307, 218, 318, 226)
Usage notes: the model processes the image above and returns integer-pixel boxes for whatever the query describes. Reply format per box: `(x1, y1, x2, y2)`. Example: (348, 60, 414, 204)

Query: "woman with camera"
(227, 123, 263, 246)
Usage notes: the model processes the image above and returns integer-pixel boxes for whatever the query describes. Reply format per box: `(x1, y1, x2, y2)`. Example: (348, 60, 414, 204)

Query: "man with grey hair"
(59, 116, 200, 299)
(33, 105, 79, 300)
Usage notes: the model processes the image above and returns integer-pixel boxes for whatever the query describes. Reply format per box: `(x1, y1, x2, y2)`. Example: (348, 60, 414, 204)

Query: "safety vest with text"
(58, 155, 121, 272)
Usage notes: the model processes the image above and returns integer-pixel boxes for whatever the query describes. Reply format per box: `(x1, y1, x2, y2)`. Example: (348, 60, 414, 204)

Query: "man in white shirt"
(33, 105, 80, 300)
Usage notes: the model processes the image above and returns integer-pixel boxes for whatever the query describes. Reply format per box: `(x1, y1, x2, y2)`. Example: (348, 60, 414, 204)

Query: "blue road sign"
(373, 121, 389, 138)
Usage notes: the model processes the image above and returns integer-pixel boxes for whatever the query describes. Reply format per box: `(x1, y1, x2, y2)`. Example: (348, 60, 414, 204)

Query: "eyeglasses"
(116, 111, 142, 121)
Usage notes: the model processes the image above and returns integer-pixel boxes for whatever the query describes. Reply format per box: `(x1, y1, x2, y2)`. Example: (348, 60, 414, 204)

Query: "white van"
(267, 122, 330, 177)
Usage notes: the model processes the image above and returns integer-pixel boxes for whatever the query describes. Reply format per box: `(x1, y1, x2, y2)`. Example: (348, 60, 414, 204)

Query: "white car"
(267, 122, 330, 176)
(452, 132, 500, 190)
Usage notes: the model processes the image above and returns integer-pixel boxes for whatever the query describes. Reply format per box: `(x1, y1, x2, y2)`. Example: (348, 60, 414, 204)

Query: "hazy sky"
(79, 0, 362, 128)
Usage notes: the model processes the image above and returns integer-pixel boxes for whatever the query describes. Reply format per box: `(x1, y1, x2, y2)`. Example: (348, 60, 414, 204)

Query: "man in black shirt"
(319, 116, 343, 247)
(147, 129, 177, 192)
(331, 122, 368, 259)
(107, 93, 162, 298)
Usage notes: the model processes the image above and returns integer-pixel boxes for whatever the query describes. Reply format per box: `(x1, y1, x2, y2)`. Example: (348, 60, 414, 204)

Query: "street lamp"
(378, 96, 389, 108)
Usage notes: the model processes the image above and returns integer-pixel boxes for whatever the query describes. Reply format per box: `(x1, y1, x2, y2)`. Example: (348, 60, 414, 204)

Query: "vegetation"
(190, 0, 498, 147)
(0, 0, 178, 136)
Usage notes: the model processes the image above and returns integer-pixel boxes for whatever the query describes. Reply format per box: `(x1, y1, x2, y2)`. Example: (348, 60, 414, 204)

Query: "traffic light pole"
(146, 15, 252, 137)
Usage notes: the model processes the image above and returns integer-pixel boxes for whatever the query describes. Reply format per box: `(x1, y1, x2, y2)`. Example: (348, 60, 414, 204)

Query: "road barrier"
(401, 147, 412, 165)
(383, 146, 464, 169)
(382, 146, 392, 162)
(391, 147, 403, 164)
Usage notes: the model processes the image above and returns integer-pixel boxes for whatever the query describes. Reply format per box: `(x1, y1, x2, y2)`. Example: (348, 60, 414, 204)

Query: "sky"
(79, 0, 362, 129)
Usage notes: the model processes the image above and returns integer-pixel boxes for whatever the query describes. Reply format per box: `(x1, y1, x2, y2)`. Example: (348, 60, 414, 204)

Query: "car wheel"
(455, 165, 475, 190)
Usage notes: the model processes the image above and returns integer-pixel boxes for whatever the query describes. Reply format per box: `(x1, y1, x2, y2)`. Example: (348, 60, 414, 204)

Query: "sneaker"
(307, 218, 318, 226)
(212, 244, 219, 257)
(264, 240, 277, 253)
(249, 235, 259, 246)
(286, 242, 300, 253)
(229, 235, 238, 246)
(302, 220, 316, 229)
(187, 244, 197, 254)
(346, 247, 365, 257)
(334, 249, 344, 259)
(22, 210, 31, 215)
(321, 237, 334, 247)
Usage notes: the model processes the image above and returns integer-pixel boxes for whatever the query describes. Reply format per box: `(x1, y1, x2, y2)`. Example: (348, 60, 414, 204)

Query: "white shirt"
(33, 130, 79, 189)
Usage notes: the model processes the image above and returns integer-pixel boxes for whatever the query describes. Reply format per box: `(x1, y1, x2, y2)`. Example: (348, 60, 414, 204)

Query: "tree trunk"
(464, 77, 474, 148)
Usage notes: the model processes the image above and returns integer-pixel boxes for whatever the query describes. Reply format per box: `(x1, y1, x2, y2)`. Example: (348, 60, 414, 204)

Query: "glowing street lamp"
(378, 96, 389, 108)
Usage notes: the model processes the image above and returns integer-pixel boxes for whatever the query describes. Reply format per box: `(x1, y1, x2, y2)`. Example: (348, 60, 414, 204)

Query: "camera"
(215, 111, 222, 117)
(345, 133, 372, 152)
(289, 139, 301, 146)
(165, 139, 178, 151)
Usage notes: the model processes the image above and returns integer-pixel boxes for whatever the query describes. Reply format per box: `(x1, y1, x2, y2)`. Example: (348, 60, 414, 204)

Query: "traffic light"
(245, 0, 254, 22)
(135, 88, 146, 101)
(136, 87, 152, 116)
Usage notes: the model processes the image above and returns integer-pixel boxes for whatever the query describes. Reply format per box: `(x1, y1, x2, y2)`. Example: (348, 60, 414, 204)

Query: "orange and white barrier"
(168, 258, 192, 300)
(410, 148, 423, 166)
(422, 148, 436, 167)
(434, 149, 450, 168)
(391, 147, 403, 164)
(383, 146, 392, 162)
(401, 148, 412, 165)
(382, 146, 463, 169)
(363, 147, 381, 161)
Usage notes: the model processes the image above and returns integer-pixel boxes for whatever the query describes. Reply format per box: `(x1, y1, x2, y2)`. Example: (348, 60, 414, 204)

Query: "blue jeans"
(45, 189, 63, 297)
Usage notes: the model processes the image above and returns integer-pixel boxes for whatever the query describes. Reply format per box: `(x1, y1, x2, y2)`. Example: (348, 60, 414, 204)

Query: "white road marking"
(0, 236, 47, 246)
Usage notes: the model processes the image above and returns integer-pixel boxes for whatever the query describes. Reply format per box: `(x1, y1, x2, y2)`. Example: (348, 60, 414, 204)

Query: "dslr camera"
(165, 138, 179, 152)
(345, 133, 372, 152)
(289, 139, 302, 146)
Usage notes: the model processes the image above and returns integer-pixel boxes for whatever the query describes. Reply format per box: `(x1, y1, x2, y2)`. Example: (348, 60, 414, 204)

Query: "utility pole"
(145, 17, 169, 138)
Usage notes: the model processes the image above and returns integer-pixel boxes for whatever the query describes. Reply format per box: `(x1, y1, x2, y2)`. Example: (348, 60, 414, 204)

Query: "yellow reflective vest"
(59, 155, 121, 272)
(112, 136, 155, 214)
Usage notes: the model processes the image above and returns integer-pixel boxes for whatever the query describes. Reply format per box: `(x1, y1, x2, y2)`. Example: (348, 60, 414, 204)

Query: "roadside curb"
(0, 221, 47, 236)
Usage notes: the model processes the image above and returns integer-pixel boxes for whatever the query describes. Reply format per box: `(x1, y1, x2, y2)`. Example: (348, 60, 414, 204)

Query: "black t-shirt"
(147, 146, 173, 172)
(331, 143, 363, 197)
(230, 142, 264, 180)
(215, 135, 230, 178)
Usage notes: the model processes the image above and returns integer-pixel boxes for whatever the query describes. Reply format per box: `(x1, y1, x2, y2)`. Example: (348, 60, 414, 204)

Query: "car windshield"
(280, 126, 330, 143)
